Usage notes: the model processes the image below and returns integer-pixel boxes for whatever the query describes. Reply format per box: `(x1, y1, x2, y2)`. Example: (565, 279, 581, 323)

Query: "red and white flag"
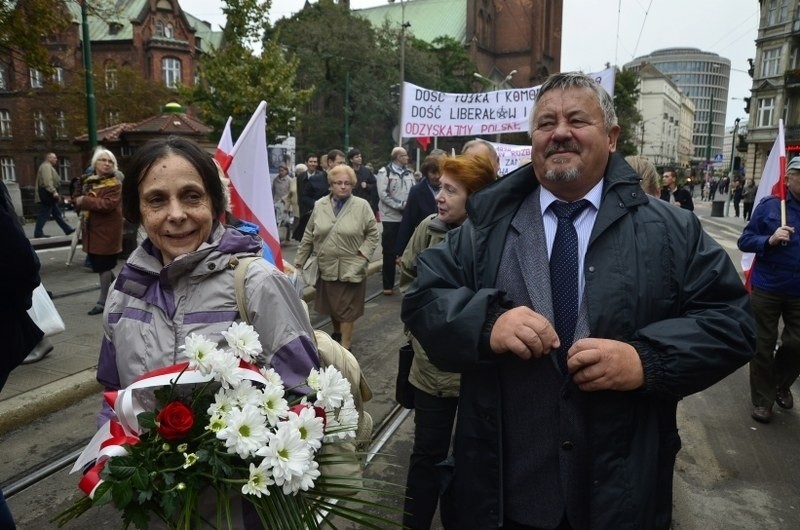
(223, 102, 284, 270)
(215, 116, 234, 173)
(741, 119, 786, 283)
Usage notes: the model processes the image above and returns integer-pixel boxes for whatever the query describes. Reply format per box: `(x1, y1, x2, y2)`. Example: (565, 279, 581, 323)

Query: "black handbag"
(395, 342, 416, 409)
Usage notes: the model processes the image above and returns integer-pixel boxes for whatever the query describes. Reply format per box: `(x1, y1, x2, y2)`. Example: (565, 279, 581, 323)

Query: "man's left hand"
(566, 338, 644, 391)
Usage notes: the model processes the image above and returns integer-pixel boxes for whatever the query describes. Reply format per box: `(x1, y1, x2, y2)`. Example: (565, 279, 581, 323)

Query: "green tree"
(180, 0, 311, 142)
(0, 0, 70, 72)
(613, 67, 642, 157)
(276, 3, 477, 163)
(275, 2, 398, 161)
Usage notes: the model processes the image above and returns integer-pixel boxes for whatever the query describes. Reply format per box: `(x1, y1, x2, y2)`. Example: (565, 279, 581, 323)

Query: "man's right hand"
(489, 306, 560, 360)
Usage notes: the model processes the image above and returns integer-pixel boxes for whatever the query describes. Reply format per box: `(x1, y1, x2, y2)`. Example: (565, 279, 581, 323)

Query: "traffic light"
(390, 84, 400, 105)
(743, 97, 751, 114)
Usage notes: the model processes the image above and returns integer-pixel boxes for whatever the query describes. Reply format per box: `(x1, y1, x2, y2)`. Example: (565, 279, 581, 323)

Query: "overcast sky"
(187, 0, 759, 127)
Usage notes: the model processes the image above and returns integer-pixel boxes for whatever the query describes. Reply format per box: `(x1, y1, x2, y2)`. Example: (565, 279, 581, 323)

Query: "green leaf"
(137, 411, 157, 430)
(131, 467, 150, 491)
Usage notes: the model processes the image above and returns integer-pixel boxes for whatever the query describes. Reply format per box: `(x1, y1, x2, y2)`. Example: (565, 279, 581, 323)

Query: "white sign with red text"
(489, 141, 532, 176)
(401, 67, 616, 139)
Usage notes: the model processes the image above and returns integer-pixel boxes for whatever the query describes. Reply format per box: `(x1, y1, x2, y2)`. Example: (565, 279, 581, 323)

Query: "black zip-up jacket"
(402, 153, 754, 529)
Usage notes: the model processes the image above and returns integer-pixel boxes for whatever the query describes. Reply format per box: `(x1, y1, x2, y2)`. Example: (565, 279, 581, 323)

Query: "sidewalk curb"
(0, 369, 102, 435)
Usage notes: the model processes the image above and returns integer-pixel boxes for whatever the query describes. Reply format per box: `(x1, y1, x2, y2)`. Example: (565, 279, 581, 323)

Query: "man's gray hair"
(391, 146, 407, 161)
(461, 138, 498, 159)
(530, 72, 618, 132)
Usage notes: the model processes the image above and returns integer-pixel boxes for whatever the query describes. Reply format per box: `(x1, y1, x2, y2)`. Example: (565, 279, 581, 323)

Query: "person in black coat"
(1, 180, 44, 528)
(393, 154, 443, 257)
(348, 148, 379, 215)
(402, 72, 753, 530)
(660, 169, 694, 210)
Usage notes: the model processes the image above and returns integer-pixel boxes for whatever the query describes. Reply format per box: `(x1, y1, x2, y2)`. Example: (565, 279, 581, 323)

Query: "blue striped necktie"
(549, 199, 589, 375)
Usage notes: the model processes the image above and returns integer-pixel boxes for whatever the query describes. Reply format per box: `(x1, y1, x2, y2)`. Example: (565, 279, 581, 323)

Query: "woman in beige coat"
(295, 165, 379, 350)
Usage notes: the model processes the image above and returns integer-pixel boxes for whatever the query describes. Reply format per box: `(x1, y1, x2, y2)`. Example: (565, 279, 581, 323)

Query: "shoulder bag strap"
(233, 256, 262, 324)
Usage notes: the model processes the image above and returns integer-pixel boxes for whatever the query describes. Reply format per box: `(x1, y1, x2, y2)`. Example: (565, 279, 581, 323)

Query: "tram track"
(3, 285, 410, 502)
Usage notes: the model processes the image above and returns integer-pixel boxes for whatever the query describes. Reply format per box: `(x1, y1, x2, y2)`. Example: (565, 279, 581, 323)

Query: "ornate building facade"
(0, 0, 220, 193)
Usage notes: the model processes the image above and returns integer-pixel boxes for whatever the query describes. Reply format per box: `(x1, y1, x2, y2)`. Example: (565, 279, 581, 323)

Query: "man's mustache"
(544, 142, 581, 157)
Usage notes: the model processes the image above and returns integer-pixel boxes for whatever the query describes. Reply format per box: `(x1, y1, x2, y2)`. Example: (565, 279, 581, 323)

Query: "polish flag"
(224, 102, 284, 270)
(741, 119, 786, 286)
(214, 116, 234, 172)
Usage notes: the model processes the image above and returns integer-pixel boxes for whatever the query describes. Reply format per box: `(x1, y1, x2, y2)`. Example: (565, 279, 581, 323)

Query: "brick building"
(0, 0, 221, 205)
(355, 0, 562, 89)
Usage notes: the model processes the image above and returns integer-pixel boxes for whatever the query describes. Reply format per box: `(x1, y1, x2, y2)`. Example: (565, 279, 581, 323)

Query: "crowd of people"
(6, 70, 800, 530)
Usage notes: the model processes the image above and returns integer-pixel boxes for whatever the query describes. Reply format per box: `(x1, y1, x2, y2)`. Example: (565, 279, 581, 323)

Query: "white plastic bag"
(27, 284, 65, 337)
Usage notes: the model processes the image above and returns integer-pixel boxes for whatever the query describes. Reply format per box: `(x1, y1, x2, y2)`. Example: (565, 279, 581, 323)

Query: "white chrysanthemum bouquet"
(53, 322, 396, 529)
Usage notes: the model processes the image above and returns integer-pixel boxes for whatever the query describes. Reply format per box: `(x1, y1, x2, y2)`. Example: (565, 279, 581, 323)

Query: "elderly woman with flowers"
(97, 135, 319, 398)
(90, 136, 322, 528)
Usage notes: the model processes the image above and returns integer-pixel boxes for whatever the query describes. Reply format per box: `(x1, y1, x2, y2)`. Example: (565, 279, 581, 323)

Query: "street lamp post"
(724, 117, 741, 217)
(397, 0, 410, 148)
(473, 70, 517, 141)
(80, 0, 97, 149)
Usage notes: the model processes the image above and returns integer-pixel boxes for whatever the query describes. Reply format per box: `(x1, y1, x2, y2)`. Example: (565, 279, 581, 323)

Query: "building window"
(105, 64, 117, 90)
(51, 66, 64, 86)
(33, 111, 46, 137)
(757, 97, 775, 127)
(0, 157, 15, 182)
(165, 23, 174, 39)
(162, 57, 181, 88)
(761, 48, 782, 77)
(767, 0, 789, 25)
(54, 110, 67, 138)
(0, 110, 10, 137)
(105, 109, 120, 127)
(58, 158, 70, 182)
(29, 68, 43, 89)
(155, 20, 165, 37)
(0, 65, 6, 90)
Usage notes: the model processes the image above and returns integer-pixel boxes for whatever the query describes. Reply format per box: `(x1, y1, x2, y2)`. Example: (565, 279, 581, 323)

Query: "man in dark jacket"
(402, 72, 754, 530)
(659, 169, 694, 210)
(738, 157, 800, 423)
(348, 148, 379, 215)
(293, 153, 325, 241)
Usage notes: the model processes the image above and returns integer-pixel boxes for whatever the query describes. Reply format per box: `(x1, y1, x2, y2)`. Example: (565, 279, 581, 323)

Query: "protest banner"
(401, 67, 616, 139)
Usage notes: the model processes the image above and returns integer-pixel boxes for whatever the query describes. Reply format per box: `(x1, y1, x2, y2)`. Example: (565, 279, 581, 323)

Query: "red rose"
(156, 401, 195, 441)
(289, 404, 327, 428)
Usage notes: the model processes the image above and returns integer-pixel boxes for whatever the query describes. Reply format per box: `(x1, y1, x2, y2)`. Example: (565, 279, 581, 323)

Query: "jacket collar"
(466, 151, 647, 229)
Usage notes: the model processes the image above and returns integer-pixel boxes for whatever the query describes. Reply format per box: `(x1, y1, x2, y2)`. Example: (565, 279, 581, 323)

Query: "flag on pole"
(741, 119, 786, 284)
(214, 116, 234, 172)
(225, 102, 284, 270)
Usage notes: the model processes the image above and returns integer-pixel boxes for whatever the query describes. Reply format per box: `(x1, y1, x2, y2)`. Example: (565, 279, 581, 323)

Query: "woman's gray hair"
(90, 147, 118, 172)
(529, 72, 618, 133)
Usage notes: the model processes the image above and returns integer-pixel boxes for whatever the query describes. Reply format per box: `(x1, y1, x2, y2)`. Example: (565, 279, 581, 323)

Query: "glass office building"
(625, 48, 731, 163)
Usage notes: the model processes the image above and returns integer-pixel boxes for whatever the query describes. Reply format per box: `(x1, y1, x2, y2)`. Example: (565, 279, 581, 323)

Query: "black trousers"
(403, 387, 458, 530)
(382, 221, 400, 290)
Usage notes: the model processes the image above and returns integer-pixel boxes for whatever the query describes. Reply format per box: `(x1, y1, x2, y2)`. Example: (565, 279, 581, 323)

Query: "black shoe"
(331, 332, 342, 343)
(776, 388, 794, 409)
(34, 234, 51, 238)
(88, 304, 105, 315)
(65, 227, 75, 235)
(752, 406, 773, 423)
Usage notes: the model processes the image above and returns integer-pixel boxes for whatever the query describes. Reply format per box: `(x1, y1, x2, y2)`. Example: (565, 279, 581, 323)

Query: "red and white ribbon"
(72, 361, 268, 497)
